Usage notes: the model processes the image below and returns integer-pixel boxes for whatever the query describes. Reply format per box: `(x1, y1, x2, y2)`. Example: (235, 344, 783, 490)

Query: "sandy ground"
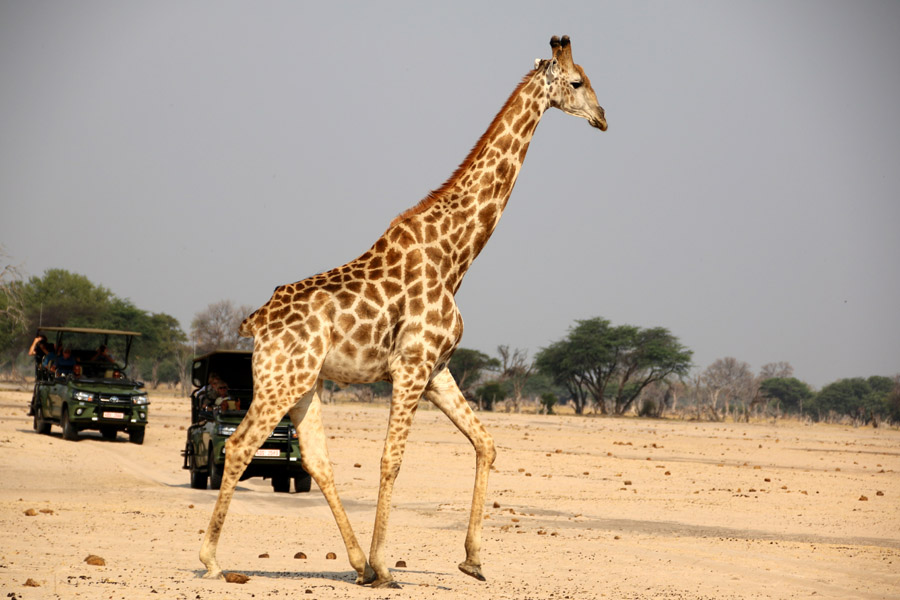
(1, 386, 898, 600)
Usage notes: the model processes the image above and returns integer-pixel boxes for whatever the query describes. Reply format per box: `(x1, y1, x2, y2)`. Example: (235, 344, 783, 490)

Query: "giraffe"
(200, 35, 606, 588)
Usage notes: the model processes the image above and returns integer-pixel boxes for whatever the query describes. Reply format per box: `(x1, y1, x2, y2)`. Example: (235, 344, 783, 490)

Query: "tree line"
(2, 265, 898, 423)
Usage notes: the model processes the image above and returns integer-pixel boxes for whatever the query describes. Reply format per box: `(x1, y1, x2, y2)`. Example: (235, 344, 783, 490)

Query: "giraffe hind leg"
(288, 382, 375, 585)
(425, 368, 496, 581)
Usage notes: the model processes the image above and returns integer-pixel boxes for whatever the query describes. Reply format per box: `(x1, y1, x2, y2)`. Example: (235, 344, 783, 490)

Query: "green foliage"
(758, 377, 814, 414)
(448, 348, 500, 392)
(811, 376, 895, 422)
(0, 268, 188, 385)
(474, 381, 506, 411)
(535, 317, 693, 415)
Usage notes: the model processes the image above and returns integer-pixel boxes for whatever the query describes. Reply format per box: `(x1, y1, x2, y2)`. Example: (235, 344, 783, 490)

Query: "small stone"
(326, 552, 337, 560)
(859, 495, 868, 501)
(294, 552, 307, 559)
(225, 572, 250, 584)
(84, 555, 106, 566)
(493, 501, 500, 508)
(876, 491, 884, 496)
(354, 463, 361, 468)
(24, 578, 40, 587)
(259, 552, 269, 558)
(623, 480, 632, 486)
(395, 560, 407, 568)
(39, 508, 54, 514)
(24, 508, 37, 516)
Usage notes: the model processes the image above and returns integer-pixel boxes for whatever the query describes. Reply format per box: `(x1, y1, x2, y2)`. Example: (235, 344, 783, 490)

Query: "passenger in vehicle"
(91, 344, 115, 363)
(54, 347, 78, 376)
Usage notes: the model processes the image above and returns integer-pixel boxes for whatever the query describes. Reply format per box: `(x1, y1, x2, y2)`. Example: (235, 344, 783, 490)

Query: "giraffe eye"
(571, 81, 583, 90)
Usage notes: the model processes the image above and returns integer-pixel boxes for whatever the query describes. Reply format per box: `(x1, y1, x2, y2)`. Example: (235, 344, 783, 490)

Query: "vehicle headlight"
(290, 426, 298, 439)
(217, 424, 237, 436)
(132, 394, 149, 405)
(73, 391, 96, 402)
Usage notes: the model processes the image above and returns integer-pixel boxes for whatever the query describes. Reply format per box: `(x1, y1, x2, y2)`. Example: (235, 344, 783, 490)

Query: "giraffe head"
(537, 35, 607, 131)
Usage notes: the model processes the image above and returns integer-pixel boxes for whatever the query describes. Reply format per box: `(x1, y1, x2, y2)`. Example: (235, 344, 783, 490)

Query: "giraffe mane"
(388, 69, 541, 229)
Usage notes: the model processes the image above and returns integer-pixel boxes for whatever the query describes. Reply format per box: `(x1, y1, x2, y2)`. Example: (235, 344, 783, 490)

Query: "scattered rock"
(395, 560, 407, 568)
(259, 552, 269, 558)
(859, 495, 868, 501)
(24, 508, 37, 516)
(39, 508, 54, 515)
(493, 501, 500, 508)
(24, 578, 40, 587)
(623, 480, 632, 486)
(354, 463, 361, 468)
(84, 554, 106, 566)
(326, 552, 337, 560)
(876, 491, 884, 496)
(294, 552, 307, 559)
(225, 572, 250, 584)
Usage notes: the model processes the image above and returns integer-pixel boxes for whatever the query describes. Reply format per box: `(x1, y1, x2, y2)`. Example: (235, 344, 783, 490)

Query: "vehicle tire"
(272, 476, 291, 493)
(128, 427, 145, 445)
(294, 473, 312, 493)
(190, 464, 209, 489)
(61, 409, 78, 441)
(100, 427, 117, 441)
(33, 403, 51, 435)
(209, 449, 222, 490)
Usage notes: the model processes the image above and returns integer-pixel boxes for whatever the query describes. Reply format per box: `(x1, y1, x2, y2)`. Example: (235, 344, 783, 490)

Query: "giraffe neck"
(389, 68, 549, 292)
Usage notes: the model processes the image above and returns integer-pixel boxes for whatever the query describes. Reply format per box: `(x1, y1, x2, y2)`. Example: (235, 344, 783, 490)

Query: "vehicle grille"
(98, 394, 132, 404)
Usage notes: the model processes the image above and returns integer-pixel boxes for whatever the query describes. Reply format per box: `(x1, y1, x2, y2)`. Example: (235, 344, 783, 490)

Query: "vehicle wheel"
(100, 427, 117, 441)
(209, 449, 222, 490)
(272, 476, 291, 493)
(294, 472, 312, 493)
(33, 403, 51, 435)
(128, 427, 145, 445)
(190, 464, 209, 489)
(61, 409, 79, 441)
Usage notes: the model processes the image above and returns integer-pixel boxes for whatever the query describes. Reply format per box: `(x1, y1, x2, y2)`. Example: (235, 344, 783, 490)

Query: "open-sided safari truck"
(182, 350, 311, 493)
(31, 327, 149, 444)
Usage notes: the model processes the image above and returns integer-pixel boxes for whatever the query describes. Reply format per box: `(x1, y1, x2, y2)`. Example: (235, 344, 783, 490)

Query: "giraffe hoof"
(201, 569, 224, 580)
(355, 563, 376, 585)
(459, 561, 486, 581)
(372, 578, 401, 589)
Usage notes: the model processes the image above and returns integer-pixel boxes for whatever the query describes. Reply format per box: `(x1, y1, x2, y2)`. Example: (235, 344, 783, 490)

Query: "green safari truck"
(181, 350, 311, 493)
(31, 327, 149, 444)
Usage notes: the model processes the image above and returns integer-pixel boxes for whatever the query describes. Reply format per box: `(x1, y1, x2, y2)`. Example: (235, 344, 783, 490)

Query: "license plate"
(103, 411, 125, 420)
(255, 448, 280, 457)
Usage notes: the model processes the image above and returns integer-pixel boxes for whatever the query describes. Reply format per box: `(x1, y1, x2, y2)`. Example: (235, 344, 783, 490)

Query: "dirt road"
(1, 388, 898, 599)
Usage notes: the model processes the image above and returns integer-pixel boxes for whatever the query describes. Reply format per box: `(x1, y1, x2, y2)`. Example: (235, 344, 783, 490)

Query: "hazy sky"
(2, 1, 898, 388)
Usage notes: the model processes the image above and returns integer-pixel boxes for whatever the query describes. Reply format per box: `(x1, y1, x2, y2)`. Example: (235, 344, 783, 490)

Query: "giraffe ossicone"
(199, 34, 606, 589)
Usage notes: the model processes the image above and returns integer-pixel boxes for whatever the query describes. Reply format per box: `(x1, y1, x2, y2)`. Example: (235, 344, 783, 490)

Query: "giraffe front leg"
(367, 386, 422, 588)
(426, 368, 496, 581)
(289, 384, 375, 585)
(199, 411, 274, 578)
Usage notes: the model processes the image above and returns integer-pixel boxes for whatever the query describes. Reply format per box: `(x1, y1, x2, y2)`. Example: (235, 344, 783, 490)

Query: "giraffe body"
(200, 35, 606, 588)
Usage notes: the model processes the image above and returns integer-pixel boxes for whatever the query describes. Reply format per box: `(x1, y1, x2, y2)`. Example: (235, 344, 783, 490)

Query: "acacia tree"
(190, 300, 255, 355)
(534, 338, 591, 414)
(535, 317, 692, 416)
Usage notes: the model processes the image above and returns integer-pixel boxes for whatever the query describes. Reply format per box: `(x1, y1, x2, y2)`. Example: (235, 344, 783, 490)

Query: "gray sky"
(2, 1, 898, 388)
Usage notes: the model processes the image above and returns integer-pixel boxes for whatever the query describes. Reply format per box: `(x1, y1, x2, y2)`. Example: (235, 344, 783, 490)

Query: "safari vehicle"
(31, 327, 149, 444)
(181, 350, 311, 493)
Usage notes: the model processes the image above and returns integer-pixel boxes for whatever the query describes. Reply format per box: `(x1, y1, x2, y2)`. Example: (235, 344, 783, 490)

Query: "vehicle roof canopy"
(38, 326, 142, 337)
(191, 350, 253, 391)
